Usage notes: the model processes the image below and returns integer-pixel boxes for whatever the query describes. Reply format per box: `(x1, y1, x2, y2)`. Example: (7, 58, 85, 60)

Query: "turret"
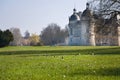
(80, 3, 95, 46)
(89, 18, 96, 46)
(117, 14, 120, 46)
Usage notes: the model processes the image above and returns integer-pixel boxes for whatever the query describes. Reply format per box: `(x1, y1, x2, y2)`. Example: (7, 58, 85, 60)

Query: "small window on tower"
(70, 28, 73, 35)
(71, 38, 72, 42)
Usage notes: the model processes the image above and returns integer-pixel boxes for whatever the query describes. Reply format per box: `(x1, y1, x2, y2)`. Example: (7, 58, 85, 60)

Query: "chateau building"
(68, 3, 120, 46)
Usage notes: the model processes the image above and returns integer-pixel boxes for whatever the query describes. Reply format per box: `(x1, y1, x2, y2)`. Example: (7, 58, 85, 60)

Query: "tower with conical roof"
(68, 3, 95, 46)
(68, 8, 81, 45)
(81, 3, 95, 46)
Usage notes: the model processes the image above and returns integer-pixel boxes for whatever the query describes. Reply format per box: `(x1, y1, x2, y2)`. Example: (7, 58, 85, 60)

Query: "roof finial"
(73, 8, 76, 13)
(86, 2, 89, 9)
(73, 3, 76, 14)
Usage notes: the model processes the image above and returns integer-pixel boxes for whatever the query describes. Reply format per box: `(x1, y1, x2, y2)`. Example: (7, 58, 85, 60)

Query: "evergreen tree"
(0, 29, 13, 47)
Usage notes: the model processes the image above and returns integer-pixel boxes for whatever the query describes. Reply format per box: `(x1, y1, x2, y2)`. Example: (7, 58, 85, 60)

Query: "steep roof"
(82, 8, 92, 17)
(69, 8, 80, 21)
(69, 13, 80, 21)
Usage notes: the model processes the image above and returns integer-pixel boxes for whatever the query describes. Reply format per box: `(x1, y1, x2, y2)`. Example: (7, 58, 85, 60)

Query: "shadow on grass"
(69, 67, 120, 76)
(0, 47, 120, 56)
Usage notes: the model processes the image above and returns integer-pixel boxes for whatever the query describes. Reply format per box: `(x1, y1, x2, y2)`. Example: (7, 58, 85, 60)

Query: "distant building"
(68, 3, 120, 46)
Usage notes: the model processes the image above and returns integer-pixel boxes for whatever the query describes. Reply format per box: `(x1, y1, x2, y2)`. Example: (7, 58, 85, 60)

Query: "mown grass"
(0, 46, 120, 55)
(0, 46, 120, 80)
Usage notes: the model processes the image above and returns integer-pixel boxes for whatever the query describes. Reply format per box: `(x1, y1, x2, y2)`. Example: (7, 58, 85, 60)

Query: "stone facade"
(68, 3, 120, 46)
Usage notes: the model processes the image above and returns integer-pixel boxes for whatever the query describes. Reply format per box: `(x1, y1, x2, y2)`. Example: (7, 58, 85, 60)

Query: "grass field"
(0, 46, 120, 80)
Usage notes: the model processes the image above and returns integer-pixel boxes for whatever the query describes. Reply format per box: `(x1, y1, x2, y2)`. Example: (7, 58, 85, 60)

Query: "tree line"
(0, 23, 68, 47)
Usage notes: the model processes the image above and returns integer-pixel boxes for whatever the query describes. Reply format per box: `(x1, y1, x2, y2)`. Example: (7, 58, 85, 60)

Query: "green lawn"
(0, 46, 120, 80)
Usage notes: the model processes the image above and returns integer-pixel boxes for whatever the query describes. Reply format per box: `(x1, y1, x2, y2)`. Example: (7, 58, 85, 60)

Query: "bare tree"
(88, 0, 120, 33)
(40, 23, 68, 45)
(87, 0, 120, 46)
(21, 30, 31, 46)
(10, 27, 22, 46)
(88, 0, 120, 18)
(24, 30, 30, 39)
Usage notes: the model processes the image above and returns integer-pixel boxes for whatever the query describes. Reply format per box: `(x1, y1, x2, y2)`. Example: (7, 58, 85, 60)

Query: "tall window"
(70, 28, 73, 35)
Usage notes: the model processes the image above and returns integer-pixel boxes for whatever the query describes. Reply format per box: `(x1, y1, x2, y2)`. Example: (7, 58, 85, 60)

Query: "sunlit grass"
(0, 46, 120, 80)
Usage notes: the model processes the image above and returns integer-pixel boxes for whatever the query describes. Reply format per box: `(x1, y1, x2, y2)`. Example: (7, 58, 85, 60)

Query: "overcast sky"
(0, 0, 87, 35)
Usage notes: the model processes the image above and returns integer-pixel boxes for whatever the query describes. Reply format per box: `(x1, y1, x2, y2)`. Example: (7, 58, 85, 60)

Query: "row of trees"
(8, 27, 42, 46)
(0, 23, 68, 47)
